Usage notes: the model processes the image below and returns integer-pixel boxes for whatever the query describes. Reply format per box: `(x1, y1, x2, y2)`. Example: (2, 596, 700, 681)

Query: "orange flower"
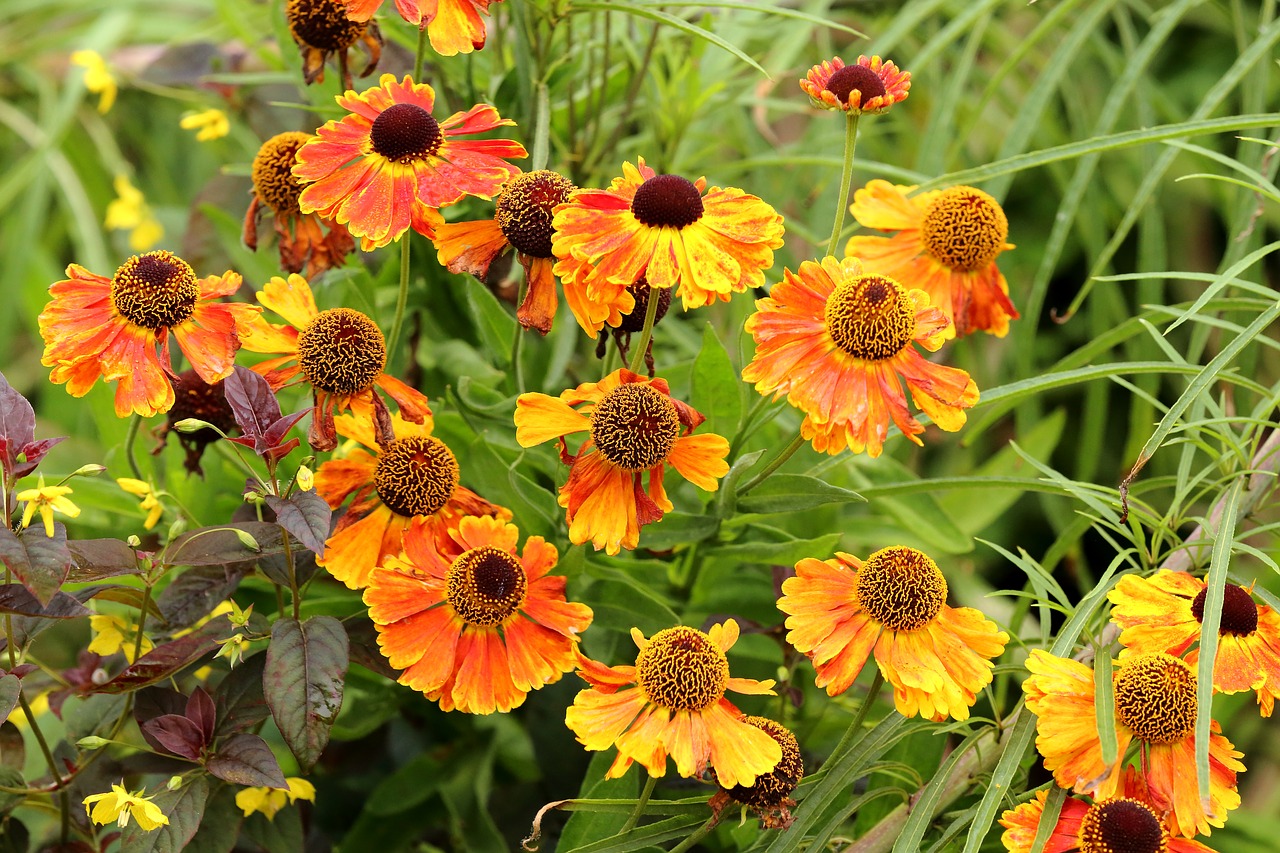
(294, 73, 526, 250)
(514, 369, 729, 555)
(343, 0, 505, 57)
(846, 181, 1017, 338)
(1000, 767, 1215, 853)
(364, 514, 592, 713)
(777, 547, 1007, 721)
(315, 411, 508, 589)
(1108, 570, 1280, 717)
(243, 132, 355, 278)
(287, 0, 382, 87)
(1023, 649, 1244, 838)
(237, 273, 430, 450)
(742, 256, 978, 458)
(799, 56, 910, 115)
(39, 252, 259, 418)
(709, 716, 804, 830)
(551, 157, 785, 314)
(565, 620, 781, 788)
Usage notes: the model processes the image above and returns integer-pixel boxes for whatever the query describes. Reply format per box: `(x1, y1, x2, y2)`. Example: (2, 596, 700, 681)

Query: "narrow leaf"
(206, 732, 288, 788)
(736, 474, 865, 514)
(264, 616, 349, 771)
(1093, 645, 1117, 767)
(1196, 480, 1240, 803)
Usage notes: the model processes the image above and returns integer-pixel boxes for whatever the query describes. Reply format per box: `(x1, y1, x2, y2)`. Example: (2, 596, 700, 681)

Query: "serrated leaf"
(262, 491, 331, 555)
(736, 474, 865, 514)
(120, 775, 209, 853)
(0, 524, 72, 605)
(264, 616, 348, 771)
(691, 323, 742, 440)
(206, 732, 287, 788)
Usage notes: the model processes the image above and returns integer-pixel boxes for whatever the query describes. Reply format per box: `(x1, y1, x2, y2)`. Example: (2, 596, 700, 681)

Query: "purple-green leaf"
(0, 675, 19, 722)
(212, 653, 269, 738)
(67, 538, 142, 582)
(205, 732, 287, 788)
(93, 622, 227, 694)
(140, 714, 206, 760)
(157, 563, 251, 628)
(264, 616, 348, 772)
(0, 371, 65, 481)
(0, 523, 72, 605)
(262, 491, 331, 556)
(0, 583, 91, 619)
(162, 522, 284, 568)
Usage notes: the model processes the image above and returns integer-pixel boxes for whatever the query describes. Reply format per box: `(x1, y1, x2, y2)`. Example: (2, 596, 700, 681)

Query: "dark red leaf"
(264, 616, 348, 771)
(134, 687, 186, 753)
(0, 583, 91, 619)
(262, 491, 331, 556)
(212, 653, 269, 738)
(0, 722, 24, 771)
(0, 524, 73, 605)
(0, 372, 36, 480)
(345, 617, 399, 680)
(222, 367, 282, 443)
(263, 410, 309, 448)
(206, 733, 287, 788)
(140, 714, 206, 760)
(162, 522, 285, 568)
(92, 622, 227, 694)
(157, 563, 252, 628)
(66, 539, 142, 582)
(187, 687, 216, 745)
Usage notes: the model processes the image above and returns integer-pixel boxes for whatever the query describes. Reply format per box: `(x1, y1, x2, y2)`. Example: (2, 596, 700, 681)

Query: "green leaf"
(573, 2, 767, 76)
(119, 776, 210, 853)
(707, 533, 841, 566)
(183, 784, 242, 853)
(264, 616, 349, 772)
(0, 679, 18, 733)
(891, 730, 991, 853)
(553, 752, 637, 851)
(736, 474, 865, 515)
(1029, 786, 1068, 853)
(467, 436, 558, 537)
(461, 275, 517, 366)
(566, 814, 708, 853)
(635, 512, 719, 552)
(1094, 645, 1117, 767)
(691, 323, 742, 440)
(1195, 480, 1241, 802)
(0, 768, 23, 815)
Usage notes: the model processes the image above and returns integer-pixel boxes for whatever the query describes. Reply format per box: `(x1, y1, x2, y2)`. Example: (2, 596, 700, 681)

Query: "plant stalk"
(627, 289, 661, 374)
(826, 112, 862, 259)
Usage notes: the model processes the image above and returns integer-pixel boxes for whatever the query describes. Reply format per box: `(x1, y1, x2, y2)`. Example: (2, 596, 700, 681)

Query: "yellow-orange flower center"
(1190, 582, 1259, 636)
(370, 103, 442, 164)
(1112, 653, 1196, 745)
(373, 436, 460, 518)
(635, 626, 728, 711)
(1078, 798, 1167, 853)
(286, 0, 367, 51)
(725, 716, 804, 808)
(824, 274, 916, 361)
(630, 174, 705, 229)
(617, 279, 672, 334)
(296, 308, 387, 395)
(110, 251, 199, 330)
(589, 383, 680, 471)
(825, 64, 886, 106)
(855, 546, 947, 631)
(495, 170, 576, 258)
(920, 186, 1008, 272)
(252, 131, 310, 214)
(445, 546, 527, 626)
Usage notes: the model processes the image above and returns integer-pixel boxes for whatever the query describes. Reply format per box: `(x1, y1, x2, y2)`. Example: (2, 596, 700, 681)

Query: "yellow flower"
(116, 478, 164, 530)
(88, 614, 154, 663)
(234, 778, 316, 820)
(296, 464, 314, 492)
(16, 476, 80, 537)
(83, 782, 169, 830)
(105, 175, 164, 251)
(179, 108, 229, 142)
(70, 50, 117, 113)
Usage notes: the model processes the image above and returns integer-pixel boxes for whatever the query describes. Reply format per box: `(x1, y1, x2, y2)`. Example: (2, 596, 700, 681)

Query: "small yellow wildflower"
(234, 777, 316, 820)
(70, 50, 117, 113)
(180, 108, 229, 142)
(116, 478, 164, 530)
(296, 464, 314, 491)
(83, 782, 169, 830)
(88, 614, 154, 663)
(16, 476, 80, 537)
(105, 175, 164, 251)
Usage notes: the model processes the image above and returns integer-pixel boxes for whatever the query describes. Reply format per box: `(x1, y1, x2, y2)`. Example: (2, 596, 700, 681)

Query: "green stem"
(532, 80, 551, 171)
(132, 583, 153, 664)
(737, 431, 805, 496)
(124, 414, 143, 480)
(511, 279, 527, 394)
(414, 26, 428, 80)
(620, 774, 657, 834)
(668, 816, 716, 853)
(826, 670, 884, 765)
(388, 234, 411, 363)
(825, 112, 861, 259)
(626, 289, 661, 374)
(281, 531, 301, 621)
(18, 691, 63, 786)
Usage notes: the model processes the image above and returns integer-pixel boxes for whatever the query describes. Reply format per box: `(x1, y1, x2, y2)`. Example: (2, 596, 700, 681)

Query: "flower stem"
(627, 289, 661, 374)
(668, 816, 716, 853)
(737, 431, 806, 496)
(388, 235, 411, 364)
(511, 284, 527, 394)
(124, 414, 143, 480)
(827, 670, 884, 764)
(132, 583, 153, 664)
(620, 774, 657, 834)
(825, 112, 861, 259)
(414, 26, 428, 80)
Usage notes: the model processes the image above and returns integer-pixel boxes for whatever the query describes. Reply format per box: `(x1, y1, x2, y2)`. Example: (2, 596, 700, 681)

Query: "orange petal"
(514, 393, 591, 447)
(665, 434, 730, 491)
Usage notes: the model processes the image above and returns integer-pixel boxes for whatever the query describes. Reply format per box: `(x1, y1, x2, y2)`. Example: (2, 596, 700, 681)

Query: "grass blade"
(1195, 480, 1241, 803)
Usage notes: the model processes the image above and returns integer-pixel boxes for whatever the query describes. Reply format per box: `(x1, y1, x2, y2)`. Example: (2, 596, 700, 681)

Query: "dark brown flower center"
(495, 170, 576, 258)
(630, 174, 704, 229)
(1190, 582, 1259, 636)
(169, 369, 237, 439)
(1112, 653, 1196, 745)
(369, 103, 442, 163)
(286, 0, 367, 51)
(920, 186, 1008, 272)
(1078, 798, 1167, 853)
(445, 546, 527, 626)
(296, 308, 387, 395)
(855, 546, 947, 631)
(617, 279, 672, 334)
(726, 716, 804, 808)
(252, 131, 310, 214)
(824, 274, 915, 361)
(373, 436, 459, 518)
(825, 64, 886, 105)
(635, 626, 728, 711)
(110, 251, 199, 330)
(589, 383, 680, 470)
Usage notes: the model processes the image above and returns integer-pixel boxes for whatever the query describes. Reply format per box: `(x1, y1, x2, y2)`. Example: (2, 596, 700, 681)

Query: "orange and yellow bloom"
(742, 256, 978, 458)
(565, 620, 781, 788)
(294, 73, 526, 250)
(778, 546, 1007, 721)
(365, 514, 592, 714)
(343, 0, 505, 57)
(846, 181, 1017, 338)
(1023, 649, 1244, 837)
(237, 273, 430, 450)
(800, 56, 910, 115)
(514, 369, 729, 555)
(551, 157, 785, 314)
(315, 412, 507, 589)
(39, 251, 258, 418)
(1108, 570, 1280, 717)
(287, 0, 382, 88)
